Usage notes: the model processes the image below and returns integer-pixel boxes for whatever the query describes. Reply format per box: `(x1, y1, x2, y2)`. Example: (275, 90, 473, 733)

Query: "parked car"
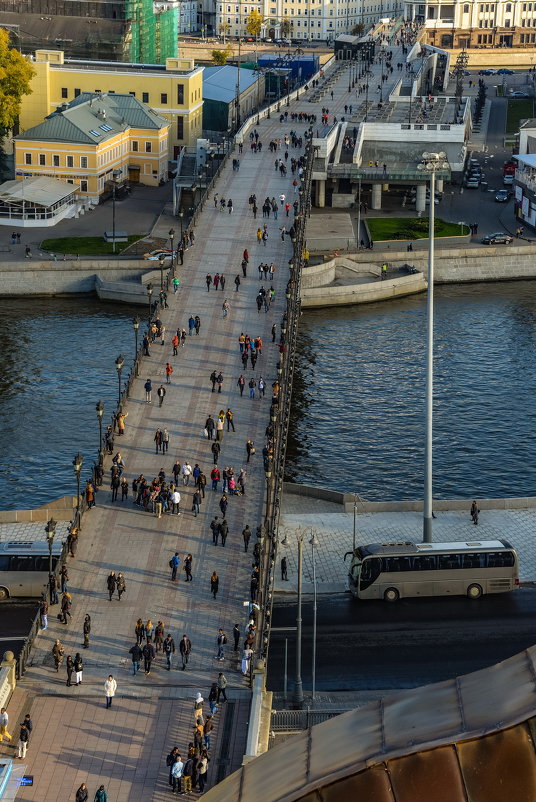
(481, 232, 513, 244)
(466, 177, 481, 189)
(495, 189, 511, 202)
(478, 69, 497, 75)
(510, 91, 530, 98)
(143, 249, 173, 261)
(497, 68, 514, 75)
(503, 174, 514, 185)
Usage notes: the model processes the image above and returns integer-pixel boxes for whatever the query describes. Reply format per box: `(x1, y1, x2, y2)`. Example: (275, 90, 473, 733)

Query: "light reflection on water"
(286, 282, 536, 500)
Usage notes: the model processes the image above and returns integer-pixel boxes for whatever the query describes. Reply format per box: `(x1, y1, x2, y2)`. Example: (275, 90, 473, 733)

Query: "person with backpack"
(170, 552, 180, 581)
(142, 641, 156, 675)
(129, 642, 143, 674)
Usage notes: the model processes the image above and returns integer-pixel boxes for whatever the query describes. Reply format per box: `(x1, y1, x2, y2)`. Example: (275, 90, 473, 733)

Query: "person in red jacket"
(210, 467, 220, 492)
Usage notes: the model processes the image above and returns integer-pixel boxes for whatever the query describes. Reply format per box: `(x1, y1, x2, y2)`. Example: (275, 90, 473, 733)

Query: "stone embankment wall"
(0, 260, 145, 296)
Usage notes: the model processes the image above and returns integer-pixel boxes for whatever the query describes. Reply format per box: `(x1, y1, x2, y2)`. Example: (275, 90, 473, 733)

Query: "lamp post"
(111, 167, 122, 254)
(309, 529, 319, 703)
(293, 529, 304, 708)
(115, 354, 124, 406)
(133, 317, 140, 376)
(96, 400, 104, 464)
(417, 151, 449, 543)
(147, 282, 153, 325)
(72, 452, 83, 522)
(169, 228, 175, 278)
(45, 518, 57, 603)
(179, 210, 184, 240)
(159, 256, 165, 293)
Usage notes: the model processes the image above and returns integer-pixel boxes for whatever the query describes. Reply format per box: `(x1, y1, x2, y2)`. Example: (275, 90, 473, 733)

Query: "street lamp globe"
(72, 453, 83, 476)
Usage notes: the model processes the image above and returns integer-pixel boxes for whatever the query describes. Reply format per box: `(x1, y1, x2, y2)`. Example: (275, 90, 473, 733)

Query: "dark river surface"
(0, 283, 535, 510)
(0, 297, 141, 510)
(286, 281, 536, 501)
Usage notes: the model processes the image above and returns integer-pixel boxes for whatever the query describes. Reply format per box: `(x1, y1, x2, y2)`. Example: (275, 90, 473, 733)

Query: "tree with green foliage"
(0, 29, 35, 132)
(351, 23, 365, 36)
(280, 18, 293, 37)
(246, 10, 263, 38)
(212, 46, 232, 65)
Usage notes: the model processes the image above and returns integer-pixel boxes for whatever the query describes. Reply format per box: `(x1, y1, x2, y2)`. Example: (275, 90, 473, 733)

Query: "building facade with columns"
(216, 0, 402, 42)
(404, 0, 536, 48)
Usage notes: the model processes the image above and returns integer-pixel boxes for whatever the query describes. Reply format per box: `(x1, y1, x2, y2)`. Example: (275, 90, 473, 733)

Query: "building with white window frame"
(404, 0, 536, 48)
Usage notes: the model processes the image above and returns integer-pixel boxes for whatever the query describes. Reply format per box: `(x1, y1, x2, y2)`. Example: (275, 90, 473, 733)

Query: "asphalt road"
(267, 588, 536, 692)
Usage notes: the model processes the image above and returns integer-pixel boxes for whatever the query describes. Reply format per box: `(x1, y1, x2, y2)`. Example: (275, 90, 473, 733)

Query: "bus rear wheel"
(384, 587, 399, 602)
(467, 583, 483, 600)
(0, 587, 8, 601)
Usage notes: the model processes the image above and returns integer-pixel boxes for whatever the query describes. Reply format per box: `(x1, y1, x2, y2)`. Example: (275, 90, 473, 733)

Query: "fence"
(16, 604, 42, 679)
(271, 708, 351, 732)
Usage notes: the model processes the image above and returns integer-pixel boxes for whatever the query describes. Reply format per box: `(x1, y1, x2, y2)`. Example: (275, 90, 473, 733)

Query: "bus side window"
(0, 556, 9, 570)
(9, 556, 35, 572)
(34, 556, 50, 572)
(412, 556, 437, 571)
(439, 554, 461, 570)
(462, 553, 484, 569)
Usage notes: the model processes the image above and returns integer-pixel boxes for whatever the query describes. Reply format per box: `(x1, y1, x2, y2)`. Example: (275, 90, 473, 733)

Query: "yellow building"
(21, 50, 203, 159)
(15, 92, 170, 203)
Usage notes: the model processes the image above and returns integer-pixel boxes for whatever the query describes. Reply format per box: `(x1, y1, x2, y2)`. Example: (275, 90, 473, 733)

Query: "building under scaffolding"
(0, 0, 178, 63)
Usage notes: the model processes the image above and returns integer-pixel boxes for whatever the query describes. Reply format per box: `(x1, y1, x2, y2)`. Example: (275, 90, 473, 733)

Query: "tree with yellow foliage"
(245, 10, 263, 38)
(0, 29, 35, 133)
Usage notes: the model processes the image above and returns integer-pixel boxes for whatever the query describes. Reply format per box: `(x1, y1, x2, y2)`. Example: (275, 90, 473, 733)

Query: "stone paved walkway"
(0, 71, 338, 800)
(277, 491, 536, 594)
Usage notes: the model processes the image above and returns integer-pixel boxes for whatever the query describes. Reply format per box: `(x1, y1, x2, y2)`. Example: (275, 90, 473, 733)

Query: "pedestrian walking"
(217, 671, 228, 702)
(74, 652, 83, 685)
(143, 642, 156, 674)
(219, 494, 228, 517)
(222, 299, 230, 318)
(67, 523, 78, 557)
(470, 500, 480, 525)
(217, 371, 223, 393)
(83, 614, 91, 648)
(208, 682, 218, 715)
(94, 785, 108, 802)
(17, 723, 29, 759)
(66, 654, 74, 687)
(0, 708, 12, 743)
(242, 525, 252, 552)
(135, 618, 145, 645)
(248, 377, 256, 398)
(192, 488, 201, 517)
(52, 639, 64, 672)
(40, 596, 48, 630)
(233, 623, 241, 651)
(180, 634, 192, 670)
(234, 274, 241, 291)
(157, 384, 166, 407)
(107, 571, 116, 601)
(184, 553, 193, 581)
(226, 408, 235, 432)
(129, 642, 142, 674)
(246, 439, 255, 463)
(171, 757, 184, 794)
(104, 675, 117, 707)
(76, 784, 89, 802)
(210, 571, 219, 599)
(116, 573, 126, 600)
(242, 647, 253, 676)
(281, 556, 288, 580)
(237, 374, 245, 396)
(60, 591, 72, 625)
(165, 363, 173, 384)
(163, 634, 175, 670)
(216, 628, 226, 661)
(205, 414, 215, 439)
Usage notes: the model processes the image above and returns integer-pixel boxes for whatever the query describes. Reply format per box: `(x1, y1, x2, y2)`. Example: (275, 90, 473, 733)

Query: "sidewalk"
(2, 97, 308, 800)
(276, 491, 536, 594)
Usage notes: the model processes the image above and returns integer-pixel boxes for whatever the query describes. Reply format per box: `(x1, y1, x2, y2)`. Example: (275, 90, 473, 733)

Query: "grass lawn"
(367, 217, 468, 241)
(40, 235, 143, 255)
(506, 98, 534, 134)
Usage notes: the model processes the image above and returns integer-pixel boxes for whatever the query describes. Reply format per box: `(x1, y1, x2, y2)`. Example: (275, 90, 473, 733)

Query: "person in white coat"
(104, 675, 117, 708)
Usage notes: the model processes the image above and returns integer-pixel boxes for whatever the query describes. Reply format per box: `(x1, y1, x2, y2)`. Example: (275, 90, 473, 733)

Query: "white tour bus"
(345, 539, 519, 602)
(0, 540, 65, 600)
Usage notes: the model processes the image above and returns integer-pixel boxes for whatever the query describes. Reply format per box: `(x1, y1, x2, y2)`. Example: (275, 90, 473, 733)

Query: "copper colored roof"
(206, 646, 536, 802)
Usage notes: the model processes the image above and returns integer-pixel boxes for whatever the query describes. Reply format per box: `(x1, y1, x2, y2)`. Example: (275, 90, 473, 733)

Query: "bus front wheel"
(0, 587, 8, 601)
(384, 587, 399, 602)
(467, 584, 483, 600)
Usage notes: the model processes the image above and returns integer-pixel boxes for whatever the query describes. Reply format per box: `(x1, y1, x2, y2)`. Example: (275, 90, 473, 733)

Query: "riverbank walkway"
(0, 52, 421, 802)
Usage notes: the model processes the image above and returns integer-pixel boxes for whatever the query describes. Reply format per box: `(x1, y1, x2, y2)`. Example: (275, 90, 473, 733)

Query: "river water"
(0, 297, 141, 510)
(286, 282, 536, 501)
(1, 284, 535, 510)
